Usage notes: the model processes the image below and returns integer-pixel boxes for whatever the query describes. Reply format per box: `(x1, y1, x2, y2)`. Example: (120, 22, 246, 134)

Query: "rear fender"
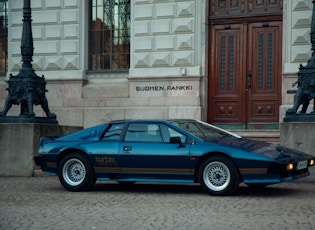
(57, 148, 91, 167)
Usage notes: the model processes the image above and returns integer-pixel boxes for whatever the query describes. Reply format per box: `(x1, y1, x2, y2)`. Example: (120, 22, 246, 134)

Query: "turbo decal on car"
(95, 157, 117, 166)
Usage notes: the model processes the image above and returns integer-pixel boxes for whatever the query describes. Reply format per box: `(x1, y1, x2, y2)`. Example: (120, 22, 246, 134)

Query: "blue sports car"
(34, 119, 315, 196)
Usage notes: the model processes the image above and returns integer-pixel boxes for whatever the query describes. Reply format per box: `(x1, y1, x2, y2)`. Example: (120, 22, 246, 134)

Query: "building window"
(0, 0, 7, 75)
(89, 0, 130, 71)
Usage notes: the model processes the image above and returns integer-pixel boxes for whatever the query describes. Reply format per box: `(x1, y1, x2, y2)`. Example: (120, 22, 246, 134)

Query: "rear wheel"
(58, 153, 96, 191)
(198, 156, 240, 196)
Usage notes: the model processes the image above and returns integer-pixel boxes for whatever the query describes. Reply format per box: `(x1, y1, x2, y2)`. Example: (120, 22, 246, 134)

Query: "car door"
(87, 123, 124, 177)
(117, 122, 193, 182)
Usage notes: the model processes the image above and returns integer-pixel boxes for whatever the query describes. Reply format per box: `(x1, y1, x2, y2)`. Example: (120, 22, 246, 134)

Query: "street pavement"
(1, 176, 315, 230)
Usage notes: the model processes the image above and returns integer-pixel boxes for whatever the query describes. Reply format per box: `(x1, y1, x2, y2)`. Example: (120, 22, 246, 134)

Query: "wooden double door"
(208, 21, 282, 129)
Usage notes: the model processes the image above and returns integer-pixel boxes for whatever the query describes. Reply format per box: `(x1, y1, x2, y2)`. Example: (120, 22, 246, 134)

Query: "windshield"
(168, 120, 240, 141)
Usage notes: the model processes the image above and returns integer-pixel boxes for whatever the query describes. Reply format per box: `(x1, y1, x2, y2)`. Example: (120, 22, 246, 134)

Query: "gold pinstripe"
(239, 168, 268, 174)
(94, 167, 194, 174)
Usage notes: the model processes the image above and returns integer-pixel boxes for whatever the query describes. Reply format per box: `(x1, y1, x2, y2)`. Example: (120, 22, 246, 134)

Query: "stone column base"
(280, 122, 315, 182)
(0, 123, 81, 176)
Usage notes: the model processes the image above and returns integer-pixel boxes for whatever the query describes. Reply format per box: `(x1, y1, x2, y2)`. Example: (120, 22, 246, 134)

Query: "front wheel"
(58, 153, 96, 192)
(198, 156, 240, 196)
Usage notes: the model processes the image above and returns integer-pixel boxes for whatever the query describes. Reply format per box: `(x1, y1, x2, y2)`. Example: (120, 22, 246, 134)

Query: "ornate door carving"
(208, 24, 246, 124)
(246, 21, 282, 124)
(209, 0, 283, 19)
(208, 1, 282, 128)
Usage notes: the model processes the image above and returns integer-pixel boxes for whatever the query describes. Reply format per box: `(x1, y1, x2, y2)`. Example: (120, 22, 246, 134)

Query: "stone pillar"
(0, 123, 81, 176)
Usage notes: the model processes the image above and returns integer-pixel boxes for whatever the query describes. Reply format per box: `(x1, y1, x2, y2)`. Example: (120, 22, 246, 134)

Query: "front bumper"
(242, 168, 310, 184)
(34, 156, 44, 167)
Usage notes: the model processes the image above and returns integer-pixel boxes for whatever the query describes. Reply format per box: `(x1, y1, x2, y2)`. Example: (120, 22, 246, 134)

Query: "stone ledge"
(0, 116, 58, 124)
(284, 114, 315, 122)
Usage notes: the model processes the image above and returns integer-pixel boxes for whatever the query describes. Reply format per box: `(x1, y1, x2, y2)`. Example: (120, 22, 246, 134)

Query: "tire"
(198, 156, 240, 196)
(58, 153, 96, 192)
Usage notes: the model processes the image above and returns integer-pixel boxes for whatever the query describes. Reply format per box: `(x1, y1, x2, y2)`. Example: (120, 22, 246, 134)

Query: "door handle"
(246, 71, 252, 91)
(123, 146, 132, 151)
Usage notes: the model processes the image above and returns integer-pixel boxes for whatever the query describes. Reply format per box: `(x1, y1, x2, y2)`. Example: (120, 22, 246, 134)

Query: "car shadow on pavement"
(92, 182, 203, 194)
(87, 182, 302, 197)
(235, 184, 302, 197)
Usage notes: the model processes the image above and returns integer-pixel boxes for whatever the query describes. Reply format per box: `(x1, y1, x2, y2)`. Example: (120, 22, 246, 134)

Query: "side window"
(160, 124, 187, 144)
(102, 123, 124, 141)
(124, 123, 163, 142)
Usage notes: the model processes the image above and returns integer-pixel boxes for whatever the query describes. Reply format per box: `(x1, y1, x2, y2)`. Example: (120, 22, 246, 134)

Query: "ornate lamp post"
(285, 0, 315, 121)
(0, 0, 57, 124)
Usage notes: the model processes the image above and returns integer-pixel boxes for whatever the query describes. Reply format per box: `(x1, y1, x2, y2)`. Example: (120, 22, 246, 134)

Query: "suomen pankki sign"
(136, 85, 193, 91)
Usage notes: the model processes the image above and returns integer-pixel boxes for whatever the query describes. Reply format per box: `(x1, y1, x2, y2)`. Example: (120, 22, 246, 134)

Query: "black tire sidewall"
(58, 153, 96, 192)
(198, 156, 240, 196)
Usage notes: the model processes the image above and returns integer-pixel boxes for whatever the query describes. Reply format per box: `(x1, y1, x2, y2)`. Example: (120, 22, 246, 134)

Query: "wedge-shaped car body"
(34, 119, 315, 195)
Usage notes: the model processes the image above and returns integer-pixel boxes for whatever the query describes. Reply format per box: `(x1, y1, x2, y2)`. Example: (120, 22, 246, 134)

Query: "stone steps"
(229, 129, 280, 144)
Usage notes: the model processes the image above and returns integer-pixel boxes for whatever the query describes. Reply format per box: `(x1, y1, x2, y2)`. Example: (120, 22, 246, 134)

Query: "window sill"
(86, 69, 129, 74)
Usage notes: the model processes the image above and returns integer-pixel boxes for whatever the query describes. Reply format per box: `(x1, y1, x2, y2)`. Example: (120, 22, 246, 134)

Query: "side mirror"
(170, 136, 184, 147)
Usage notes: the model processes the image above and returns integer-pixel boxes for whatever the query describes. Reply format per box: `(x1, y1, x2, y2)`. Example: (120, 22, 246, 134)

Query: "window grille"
(89, 0, 130, 70)
(0, 0, 7, 75)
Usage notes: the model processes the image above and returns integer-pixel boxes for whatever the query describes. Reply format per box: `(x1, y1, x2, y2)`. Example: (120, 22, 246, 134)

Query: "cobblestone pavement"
(1, 176, 315, 230)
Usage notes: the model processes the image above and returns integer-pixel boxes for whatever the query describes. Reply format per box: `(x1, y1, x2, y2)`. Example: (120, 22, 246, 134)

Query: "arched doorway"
(208, 1, 283, 129)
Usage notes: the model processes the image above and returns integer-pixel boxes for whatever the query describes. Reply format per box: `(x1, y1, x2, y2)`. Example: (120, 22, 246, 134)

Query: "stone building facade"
(0, 0, 313, 128)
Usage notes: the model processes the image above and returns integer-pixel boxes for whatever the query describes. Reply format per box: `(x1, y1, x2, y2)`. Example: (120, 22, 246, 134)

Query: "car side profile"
(34, 119, 315, 196)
